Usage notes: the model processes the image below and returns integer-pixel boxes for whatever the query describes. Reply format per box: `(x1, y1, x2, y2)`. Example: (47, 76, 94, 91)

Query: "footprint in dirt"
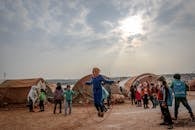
(174, 118, 195, 127)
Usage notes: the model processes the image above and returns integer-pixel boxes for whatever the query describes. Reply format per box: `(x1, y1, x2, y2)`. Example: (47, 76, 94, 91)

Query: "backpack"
(173, 80, 186, 98)
(166, 88, 173, 106)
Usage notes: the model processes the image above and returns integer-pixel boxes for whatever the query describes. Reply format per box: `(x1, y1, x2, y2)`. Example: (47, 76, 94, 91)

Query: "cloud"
(0, 0, 195, 78)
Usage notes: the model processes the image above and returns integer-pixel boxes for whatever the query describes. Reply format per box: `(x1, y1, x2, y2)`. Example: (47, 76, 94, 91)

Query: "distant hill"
(46, 79, 78, 85)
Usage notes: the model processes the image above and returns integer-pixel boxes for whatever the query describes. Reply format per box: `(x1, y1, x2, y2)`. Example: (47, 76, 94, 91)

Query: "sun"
(118, 15, 144, 38)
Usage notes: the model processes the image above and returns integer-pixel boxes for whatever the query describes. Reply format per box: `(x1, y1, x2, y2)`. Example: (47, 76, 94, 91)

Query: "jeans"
(161, 103, 173, 125)
(174, 97, 193, 119)
(94, 102, 104, 112)
(53, 99, 62, 114)
(65, 100, 72, 115)
(143, 94, 149, 108)
(39, 100, 44, 111)
(29, 98, 33, 112)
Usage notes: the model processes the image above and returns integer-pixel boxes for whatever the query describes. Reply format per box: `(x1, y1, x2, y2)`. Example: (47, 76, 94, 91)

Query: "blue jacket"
(86, 75, 114, 104)
(171, 80, 187, 98)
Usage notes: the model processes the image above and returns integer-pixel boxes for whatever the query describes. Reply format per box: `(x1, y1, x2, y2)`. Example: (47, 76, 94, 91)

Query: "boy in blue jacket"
(85, 67, 114, 117)
(170, 74, 195, 121)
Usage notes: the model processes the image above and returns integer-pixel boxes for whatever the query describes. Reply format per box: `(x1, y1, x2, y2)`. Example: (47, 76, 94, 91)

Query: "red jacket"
(136, 91, 142, 100)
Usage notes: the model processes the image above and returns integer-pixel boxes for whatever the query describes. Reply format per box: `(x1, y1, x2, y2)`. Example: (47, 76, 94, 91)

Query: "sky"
(0, 0, 195, 79)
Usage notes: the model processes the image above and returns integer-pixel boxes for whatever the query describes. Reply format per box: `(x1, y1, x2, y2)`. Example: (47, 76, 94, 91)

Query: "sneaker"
(99, 112, 104, 118)
(98, 111, 101, 117)
(167, 125, 173, 129)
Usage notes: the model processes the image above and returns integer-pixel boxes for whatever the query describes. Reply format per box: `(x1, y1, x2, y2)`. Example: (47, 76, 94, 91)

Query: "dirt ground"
(1, 92, 195, 130)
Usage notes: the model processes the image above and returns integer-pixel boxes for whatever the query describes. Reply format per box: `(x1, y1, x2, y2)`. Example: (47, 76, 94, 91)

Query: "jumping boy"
(85, 67, 114, 117)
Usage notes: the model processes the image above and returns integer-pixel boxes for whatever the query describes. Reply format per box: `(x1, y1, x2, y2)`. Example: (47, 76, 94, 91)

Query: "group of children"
(28, 83, 75, 116)
(27, 67, 112, 117)
(53, 83, 75, 115)
(130, 74, 195, 129)
(130, 82, 158, 109)
(28, 87, 46, 112)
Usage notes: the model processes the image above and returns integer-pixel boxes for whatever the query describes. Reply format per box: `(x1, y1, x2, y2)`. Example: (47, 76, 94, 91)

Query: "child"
(158, 76, 173, 129)
(27, 86, 38, 112)
(53, 83, 64, 114)
(85, 67, 114, 117)
(135, 89, 142, 107)
(170, 74, 195, 121)
(143, 87, 149, 109)
(39, 89, 46, 112)
(130, 86, 136, 105)
(64, 85, 74, 115)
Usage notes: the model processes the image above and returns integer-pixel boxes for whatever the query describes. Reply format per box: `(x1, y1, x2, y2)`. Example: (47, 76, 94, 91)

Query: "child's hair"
(92, 67, 100, 73)
(173, 74, 181, 80)
(67, 85, 71, 88)
(56, 82, 62, 90)
(41, 89, 44, 92)
(157, 76, 166, 82)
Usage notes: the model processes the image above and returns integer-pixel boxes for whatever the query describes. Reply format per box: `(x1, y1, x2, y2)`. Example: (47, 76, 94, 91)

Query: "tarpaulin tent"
(0, 78, 47, 105)
(119, 73, 159, 95)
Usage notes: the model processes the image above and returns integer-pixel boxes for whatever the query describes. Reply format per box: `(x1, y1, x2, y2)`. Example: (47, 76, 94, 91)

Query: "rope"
(77, 88, 114, 124)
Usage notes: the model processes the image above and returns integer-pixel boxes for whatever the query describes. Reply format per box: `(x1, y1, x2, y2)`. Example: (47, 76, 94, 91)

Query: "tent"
(119, 73, 159, 96)
(72, 74, 123, 104)
(0, 78, 47, 105)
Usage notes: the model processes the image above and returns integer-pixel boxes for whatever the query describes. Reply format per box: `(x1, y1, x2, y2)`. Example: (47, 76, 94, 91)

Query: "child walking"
(64, 85, 74, 115)
(157, 76, 173, 129)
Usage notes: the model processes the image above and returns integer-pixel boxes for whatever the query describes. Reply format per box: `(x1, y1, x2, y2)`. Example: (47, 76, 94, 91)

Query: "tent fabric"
(0, 78, 45, 88)
(0, 78, 46, 105)
(122, 73, 159, 94)
(189, 79, 195, 91)
(118, 77, 132, 88)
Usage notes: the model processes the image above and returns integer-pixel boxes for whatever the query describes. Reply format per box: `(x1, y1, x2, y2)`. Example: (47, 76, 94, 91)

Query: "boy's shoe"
(191, 116, 195, 122)
(190, 113, 195, 122)
(98, 111, 101, 117)
(167, 125, 173, 129)
(99, 112, 104, 118)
